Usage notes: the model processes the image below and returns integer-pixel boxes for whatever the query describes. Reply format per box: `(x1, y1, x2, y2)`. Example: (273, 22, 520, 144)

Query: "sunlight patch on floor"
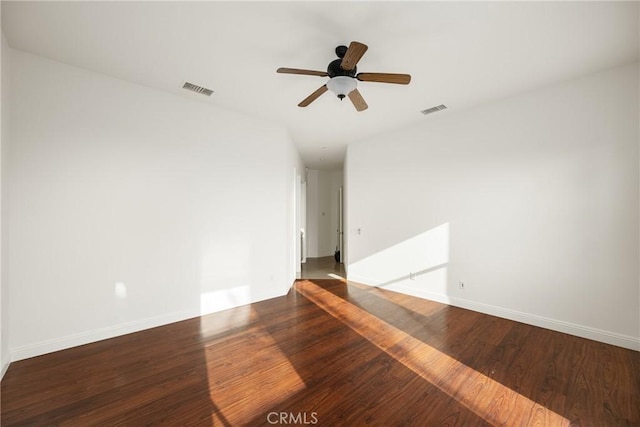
(295, 280, 570, 426)
(203, 315, 306, 424)
(199, 304, 258, 340)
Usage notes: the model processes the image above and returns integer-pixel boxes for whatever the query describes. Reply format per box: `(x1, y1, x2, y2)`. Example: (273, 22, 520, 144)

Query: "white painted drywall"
(330, 170, 344, 260)
(342, 158, 349, 271)
(300, 181, 307, 263)
(306, 169, 343, 258)
(306, 169, 320, 258)
(346, 62, 640, 350)
(6, 48, 302, 360)
(0, 27, 9, 376)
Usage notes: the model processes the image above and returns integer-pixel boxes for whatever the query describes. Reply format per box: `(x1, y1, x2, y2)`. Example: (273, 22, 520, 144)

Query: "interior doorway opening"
(298, 168, 345, 280)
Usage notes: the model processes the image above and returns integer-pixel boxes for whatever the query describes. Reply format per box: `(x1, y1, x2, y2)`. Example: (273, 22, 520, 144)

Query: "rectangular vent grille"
(421, 104, 447, 115)
(182, 81, 213, 96)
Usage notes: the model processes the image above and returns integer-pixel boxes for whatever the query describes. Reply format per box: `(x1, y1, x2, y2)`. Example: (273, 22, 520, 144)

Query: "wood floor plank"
(2, 279, 638, 426)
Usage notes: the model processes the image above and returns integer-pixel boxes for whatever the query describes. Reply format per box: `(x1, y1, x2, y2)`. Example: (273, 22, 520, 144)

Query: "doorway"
(298, 169, 345, 280)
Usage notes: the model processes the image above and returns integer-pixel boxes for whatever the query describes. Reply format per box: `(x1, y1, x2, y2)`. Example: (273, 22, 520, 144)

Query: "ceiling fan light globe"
(327, 76, 356, 99)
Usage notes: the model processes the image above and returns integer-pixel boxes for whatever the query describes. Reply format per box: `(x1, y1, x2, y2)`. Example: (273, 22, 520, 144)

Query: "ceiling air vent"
(421, 104, 447, 115)
(182, 81, 214, 96)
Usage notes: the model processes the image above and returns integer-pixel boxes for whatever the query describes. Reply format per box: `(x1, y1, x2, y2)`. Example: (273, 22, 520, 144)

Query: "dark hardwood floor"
(2, 279, 638, 426)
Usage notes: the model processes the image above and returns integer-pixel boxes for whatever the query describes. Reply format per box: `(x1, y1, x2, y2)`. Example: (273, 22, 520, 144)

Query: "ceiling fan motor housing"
(327, 46, 358, 100)
(327, 58, 357, 78)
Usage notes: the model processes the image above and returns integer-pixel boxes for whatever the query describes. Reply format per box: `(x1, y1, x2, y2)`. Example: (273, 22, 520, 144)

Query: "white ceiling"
(2, 1, 638, 169)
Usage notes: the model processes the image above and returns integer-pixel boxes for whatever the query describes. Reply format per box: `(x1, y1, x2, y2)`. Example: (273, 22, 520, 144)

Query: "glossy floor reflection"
(1, 279, 638, 426)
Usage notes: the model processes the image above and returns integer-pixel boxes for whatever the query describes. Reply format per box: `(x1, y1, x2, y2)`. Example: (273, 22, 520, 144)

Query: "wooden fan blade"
(298, 85, 328, 107)
(340, 41, 368, 71)
(348, 89, 368, 112)
(277, 68, 328, 77)
(357, 73, 411, 85)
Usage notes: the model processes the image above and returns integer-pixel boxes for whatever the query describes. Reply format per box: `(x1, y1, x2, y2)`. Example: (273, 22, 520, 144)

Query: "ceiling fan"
(277, 41, 411, 112)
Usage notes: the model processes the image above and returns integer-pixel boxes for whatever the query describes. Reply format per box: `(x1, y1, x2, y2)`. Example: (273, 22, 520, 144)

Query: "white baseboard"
(348, 275, 640, 351)
(1, 358, 10, 379)
(10, 309, 198, 362)
(9, 286, 295, 363)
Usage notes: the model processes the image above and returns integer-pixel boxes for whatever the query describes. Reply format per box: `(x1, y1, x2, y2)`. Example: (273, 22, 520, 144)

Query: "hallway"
(297, 256, 345, 280)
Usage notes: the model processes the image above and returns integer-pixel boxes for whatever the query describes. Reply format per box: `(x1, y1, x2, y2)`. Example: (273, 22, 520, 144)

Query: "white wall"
(330, 170, 344, 260)
(346, 62, 640, 350)
(306, 170, 318, 258)
(7, 48, 302, 361)
(0, 22, 9, 377)
(342, 158, 349, 270)
(306, 169, 343, 258)
(300, 180, 307, 263)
